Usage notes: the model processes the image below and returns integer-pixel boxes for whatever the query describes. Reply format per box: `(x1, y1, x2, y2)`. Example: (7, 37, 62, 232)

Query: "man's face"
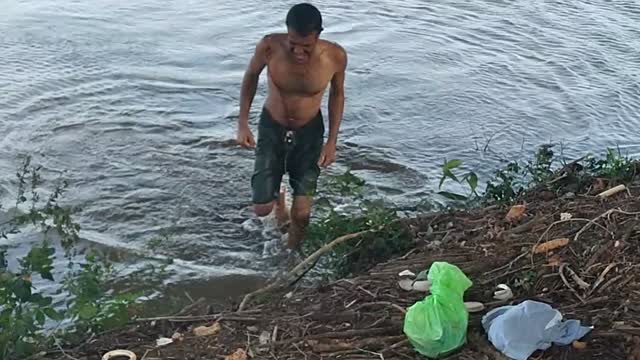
(286, 29, 318, 64)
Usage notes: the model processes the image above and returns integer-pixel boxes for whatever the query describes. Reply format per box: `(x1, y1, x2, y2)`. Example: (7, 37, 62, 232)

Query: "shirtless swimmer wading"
(236, 3, 347, 254)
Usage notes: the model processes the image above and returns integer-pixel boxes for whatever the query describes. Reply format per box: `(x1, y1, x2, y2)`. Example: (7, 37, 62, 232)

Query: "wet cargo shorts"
(251, 107, 325, 204)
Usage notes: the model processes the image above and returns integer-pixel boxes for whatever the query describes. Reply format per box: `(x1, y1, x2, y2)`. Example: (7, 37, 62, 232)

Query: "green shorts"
(251, 108, 325, 204)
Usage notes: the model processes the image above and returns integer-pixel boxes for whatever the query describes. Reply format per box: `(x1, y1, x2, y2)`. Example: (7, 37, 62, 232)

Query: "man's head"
(285, 3, 323, 64)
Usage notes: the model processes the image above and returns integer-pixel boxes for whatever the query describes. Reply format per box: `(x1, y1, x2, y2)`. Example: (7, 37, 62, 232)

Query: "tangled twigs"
(574, 208, 640, 243)
(237, 226, 387, 312)
(559, 264, 586, 304)
(529, 207, 637, 266)
(484, 251, 528, 277)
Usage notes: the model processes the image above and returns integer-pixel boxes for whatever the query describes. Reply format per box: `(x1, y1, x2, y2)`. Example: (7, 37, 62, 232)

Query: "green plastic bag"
(403, 261, 473, 358)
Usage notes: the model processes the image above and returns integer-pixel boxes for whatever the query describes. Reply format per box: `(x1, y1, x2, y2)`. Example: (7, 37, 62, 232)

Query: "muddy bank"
(45, 175, 640, 360)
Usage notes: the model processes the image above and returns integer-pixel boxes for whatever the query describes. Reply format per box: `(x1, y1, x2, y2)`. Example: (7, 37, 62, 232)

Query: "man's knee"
(254, 202, 274, 217)
(291, 206, 311, 225)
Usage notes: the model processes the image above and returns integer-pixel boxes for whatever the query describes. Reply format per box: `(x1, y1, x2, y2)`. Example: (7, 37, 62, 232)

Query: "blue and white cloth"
(482, 300, 593, 360)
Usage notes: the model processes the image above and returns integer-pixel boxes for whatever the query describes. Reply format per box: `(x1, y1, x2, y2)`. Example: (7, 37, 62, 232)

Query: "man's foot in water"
(285, 247, 305, 271)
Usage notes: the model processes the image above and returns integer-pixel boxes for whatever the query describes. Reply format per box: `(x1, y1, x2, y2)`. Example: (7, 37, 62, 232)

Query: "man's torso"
(263, 34, 339, 128)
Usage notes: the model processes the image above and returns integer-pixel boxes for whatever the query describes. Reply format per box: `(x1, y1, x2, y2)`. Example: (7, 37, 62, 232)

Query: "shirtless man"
(236, 3, 347, 254)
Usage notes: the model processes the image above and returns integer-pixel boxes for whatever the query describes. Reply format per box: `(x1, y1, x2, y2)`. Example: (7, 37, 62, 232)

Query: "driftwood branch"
(237, 225, 387, 311)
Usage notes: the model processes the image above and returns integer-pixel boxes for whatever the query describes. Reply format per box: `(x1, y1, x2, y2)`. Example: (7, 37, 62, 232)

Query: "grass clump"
(303, 170, 411, 279)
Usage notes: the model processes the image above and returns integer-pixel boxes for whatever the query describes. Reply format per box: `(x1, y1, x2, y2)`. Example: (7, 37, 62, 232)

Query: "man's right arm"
(238, 36, 270, 129)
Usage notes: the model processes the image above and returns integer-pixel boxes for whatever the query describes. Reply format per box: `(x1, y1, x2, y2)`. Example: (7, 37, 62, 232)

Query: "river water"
(2, 0, 640, 300)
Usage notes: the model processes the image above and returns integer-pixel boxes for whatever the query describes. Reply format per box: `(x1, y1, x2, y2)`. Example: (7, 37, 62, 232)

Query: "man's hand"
(318, 142, 337, 168)
(236, 124, 256, 148)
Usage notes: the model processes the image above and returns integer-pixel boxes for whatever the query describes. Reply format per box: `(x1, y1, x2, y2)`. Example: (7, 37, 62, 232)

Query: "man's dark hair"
(286, 3, 323, 36)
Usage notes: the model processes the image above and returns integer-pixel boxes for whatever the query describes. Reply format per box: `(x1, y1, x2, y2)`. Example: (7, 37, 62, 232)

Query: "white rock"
(156, 337, 173, 347)
(464, 302, 485, 313)
(398, 270, 416, 277)
(493, 284, 514, 301)
(259, 331, 271, 345)
(398, 278, 414, 291)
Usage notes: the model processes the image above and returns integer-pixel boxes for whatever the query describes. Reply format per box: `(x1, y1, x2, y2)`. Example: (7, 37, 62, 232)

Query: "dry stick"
(481, 265, 533, 285)
(54, 338, 80, 360)
(357, 286, 377, 299)
(400, 248, 419, 260)
(574, 208, 640, 243)
(559, 263, 586, 304)
(597, 274, 624, 295)
(356, 302, 407, 314)
(141, 349, 152, 360)
(136, 311, 259, 323)
(483, 252, 529, 277)
(589, 263, 619, 295)
(276, 327, 395, 346)
(292, 342, 308, 360)
(381, 339, 409, 354)
(565, 265, 590, 289)
(508, 215, 549, 235)
(356, 347, 385, 360)
(238, 226, 386, 311)
(530, 217, 611, 266)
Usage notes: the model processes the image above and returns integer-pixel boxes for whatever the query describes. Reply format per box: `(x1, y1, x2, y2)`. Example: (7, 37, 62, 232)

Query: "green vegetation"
(304, 199, 411, 278)
(303, 170, 411, 279)
(303, 145, 638, 280)
(439, 145, 637, 205)
(585, 146, 637, 182)
(0, 156, 145, 359)
(437, 158, 479, 202)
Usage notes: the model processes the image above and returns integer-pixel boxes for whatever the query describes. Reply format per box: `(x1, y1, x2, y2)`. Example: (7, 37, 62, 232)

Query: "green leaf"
(15, 339, 35, 358)
(30, 293, 53, 306)
(23, 245, 55, 280)
(41, 270, 54, 281)
(77, 303, 98, 320)
(443, 168, 459, 182)
(43, 307, 64, 321)
(444, 159, 462, 170)
(13, 278, 32, 301)
(437, 191, 468, 201)
(35, 310, 46, 325)
(438, 175, 447, 189)
(466, 172, 478, 193)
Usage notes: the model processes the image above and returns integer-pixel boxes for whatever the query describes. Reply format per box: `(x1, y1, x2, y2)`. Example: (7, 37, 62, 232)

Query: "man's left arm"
(319, 46, 347, 168)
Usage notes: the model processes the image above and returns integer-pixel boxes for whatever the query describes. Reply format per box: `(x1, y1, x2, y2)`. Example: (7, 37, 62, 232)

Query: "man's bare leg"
(254, 185, 289, 229)
(287, 196, 313, 252)
(275, 189, 290, 230)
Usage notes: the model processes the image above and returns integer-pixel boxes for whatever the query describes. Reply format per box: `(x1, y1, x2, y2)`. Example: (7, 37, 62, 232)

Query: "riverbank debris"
(49, 172, 640, 359)
(533, 237, 570, 254)
(193, 321, 221, 337)
(224, 348, 248, 360)
(505, 204, 527, 221)
(482, 300, 593, 360)
(155, 337, 173, 347)
(403, 262, 472, 358)
(493, 284, 514, 301)
(597, 184, 627, 198)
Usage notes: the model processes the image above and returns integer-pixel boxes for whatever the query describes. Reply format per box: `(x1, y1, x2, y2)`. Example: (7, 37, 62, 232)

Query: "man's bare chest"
(267, 54, 332, 96)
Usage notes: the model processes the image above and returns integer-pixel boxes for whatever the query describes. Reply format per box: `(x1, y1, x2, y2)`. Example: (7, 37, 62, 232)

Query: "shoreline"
(45, 154, 640, 360)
